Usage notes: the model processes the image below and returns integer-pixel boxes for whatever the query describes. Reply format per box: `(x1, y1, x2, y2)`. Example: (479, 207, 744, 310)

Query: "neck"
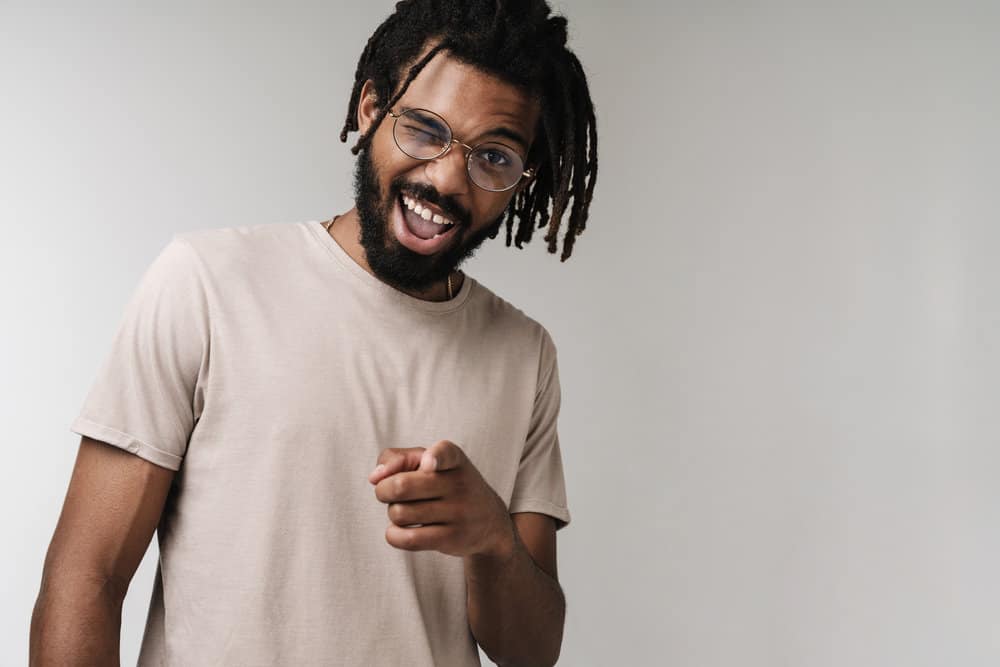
(325, 208, 463, 302)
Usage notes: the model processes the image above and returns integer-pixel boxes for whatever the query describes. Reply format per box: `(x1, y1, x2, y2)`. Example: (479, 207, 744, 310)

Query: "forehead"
(394, 52, 540, 148)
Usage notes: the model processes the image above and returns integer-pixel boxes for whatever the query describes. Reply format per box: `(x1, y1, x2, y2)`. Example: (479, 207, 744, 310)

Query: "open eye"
(481, 149, 511, 166)
(473, 145, 517, 171)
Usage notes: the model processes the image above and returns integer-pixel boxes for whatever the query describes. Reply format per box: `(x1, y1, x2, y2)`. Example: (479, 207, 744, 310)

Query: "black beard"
(353, 147, 506, 293)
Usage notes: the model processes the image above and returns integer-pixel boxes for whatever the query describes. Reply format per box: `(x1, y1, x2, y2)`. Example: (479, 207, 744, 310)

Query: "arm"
(465, 511, 565, 667)
(30, 436, 175, 666)
(370, 443, 567, 665)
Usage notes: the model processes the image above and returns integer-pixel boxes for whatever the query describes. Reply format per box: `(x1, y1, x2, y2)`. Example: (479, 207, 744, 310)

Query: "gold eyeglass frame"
(387, 107, 535, 192)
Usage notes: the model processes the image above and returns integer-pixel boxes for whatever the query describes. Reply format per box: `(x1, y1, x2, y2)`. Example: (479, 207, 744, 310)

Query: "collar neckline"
(305, 219, 475, 314)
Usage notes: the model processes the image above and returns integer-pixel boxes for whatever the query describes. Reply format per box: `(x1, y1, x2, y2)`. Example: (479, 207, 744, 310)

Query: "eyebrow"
(480, 126, 530, 153)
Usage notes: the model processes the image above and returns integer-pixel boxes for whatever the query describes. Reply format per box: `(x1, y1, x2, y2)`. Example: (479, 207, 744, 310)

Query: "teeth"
(402, 195, 454, 226)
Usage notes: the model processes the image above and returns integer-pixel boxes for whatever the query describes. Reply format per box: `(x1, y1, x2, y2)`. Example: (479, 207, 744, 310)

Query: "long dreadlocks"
(339, 0, 598, 262)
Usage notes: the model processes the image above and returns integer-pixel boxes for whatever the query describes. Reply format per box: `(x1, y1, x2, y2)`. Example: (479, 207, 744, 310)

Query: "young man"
(30, 1, 597, 665)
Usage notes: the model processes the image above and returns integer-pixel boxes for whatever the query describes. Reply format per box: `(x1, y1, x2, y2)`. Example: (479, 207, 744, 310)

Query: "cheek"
(472, 186, 511, 223)
(371, 127, 420, 181)
(375, 158, 425, 199)
(480, 193, 516, 221)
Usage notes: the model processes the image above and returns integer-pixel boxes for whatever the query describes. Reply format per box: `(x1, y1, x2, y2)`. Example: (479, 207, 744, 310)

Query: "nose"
(423, 141, 470, 197)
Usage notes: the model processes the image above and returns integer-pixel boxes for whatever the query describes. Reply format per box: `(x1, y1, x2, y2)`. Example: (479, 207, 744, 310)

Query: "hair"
(339, 0, 597, 262)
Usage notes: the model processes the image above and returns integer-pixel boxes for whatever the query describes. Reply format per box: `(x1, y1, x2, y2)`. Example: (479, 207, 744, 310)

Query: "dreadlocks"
(339, 0, 598, 262)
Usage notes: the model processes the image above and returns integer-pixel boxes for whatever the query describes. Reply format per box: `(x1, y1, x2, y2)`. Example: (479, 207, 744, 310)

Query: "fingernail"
(372, 464, 386, 476)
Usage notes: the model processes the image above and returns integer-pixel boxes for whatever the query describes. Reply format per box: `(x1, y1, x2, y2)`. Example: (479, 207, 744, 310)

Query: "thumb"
(368, 447, 426, 485)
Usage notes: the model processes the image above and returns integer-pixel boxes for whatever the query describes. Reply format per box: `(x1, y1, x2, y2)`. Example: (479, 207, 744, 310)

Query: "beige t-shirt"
(69, 220, 571, 666)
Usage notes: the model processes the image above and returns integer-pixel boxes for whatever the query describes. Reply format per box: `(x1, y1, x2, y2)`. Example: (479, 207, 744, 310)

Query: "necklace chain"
(325, 216, 455, 301)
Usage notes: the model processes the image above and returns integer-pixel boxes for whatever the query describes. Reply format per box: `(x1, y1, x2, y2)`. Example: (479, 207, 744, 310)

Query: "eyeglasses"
(387, 107, 535, 192)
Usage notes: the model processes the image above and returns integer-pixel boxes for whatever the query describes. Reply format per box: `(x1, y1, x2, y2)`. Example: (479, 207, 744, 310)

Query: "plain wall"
(3, 1, 998, 665)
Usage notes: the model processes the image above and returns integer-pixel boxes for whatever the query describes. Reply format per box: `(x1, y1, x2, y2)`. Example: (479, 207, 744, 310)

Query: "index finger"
(421, 439, 465, 473)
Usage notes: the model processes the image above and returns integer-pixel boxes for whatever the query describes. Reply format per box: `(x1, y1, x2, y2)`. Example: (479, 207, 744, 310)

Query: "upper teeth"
(403, 195, 454, 226)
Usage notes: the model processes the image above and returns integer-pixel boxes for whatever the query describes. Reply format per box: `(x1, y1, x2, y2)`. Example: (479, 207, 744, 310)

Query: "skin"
(329, 47, 540, 302)
(369, 442, 515, 558)
(31, 437, 175, 665)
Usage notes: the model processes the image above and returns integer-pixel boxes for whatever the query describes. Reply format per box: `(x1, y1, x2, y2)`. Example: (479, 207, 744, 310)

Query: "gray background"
(3, 1, 998, 665)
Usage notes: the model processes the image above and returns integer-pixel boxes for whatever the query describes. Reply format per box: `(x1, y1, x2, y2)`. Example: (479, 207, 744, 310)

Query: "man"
(30, 0, 597, 664)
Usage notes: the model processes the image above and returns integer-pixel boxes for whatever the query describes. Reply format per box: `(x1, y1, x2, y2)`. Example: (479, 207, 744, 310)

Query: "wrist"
(470, 513, 518, 564)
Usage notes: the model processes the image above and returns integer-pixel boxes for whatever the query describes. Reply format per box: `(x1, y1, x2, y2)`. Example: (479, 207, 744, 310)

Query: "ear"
(356, 79, 380, 137)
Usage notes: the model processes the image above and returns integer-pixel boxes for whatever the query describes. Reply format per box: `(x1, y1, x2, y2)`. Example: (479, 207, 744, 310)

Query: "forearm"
(30, 572, 124, 666)
(464, 524, 565, 667)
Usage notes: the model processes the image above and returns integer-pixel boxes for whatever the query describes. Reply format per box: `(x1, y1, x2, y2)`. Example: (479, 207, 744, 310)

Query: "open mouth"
(393, 193, 460, 255)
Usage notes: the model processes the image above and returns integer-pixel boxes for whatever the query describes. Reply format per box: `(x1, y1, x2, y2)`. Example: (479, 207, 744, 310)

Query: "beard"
(353, 147, 506, 293)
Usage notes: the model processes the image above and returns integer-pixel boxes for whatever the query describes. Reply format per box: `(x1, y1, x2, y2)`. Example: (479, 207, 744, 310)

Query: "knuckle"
(401, 530, 418, 550)
(387, 503, 406, 524)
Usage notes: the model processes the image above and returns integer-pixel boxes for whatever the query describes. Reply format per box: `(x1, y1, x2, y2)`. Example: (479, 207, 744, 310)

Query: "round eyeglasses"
(387, 107, 535, 192)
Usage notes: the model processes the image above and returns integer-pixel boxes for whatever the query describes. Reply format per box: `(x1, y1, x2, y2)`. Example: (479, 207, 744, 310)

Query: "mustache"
(391, 178, 471, 228)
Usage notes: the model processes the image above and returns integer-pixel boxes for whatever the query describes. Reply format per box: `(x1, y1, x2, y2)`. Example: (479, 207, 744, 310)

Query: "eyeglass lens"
(393, 108, 525, 191)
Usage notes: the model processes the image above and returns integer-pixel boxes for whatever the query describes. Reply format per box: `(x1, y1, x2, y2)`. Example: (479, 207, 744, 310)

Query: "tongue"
(403, 204, 445, 240)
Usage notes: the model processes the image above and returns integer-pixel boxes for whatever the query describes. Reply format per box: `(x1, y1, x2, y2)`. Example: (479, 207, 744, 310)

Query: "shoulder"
(169, 220, 313, 279)
(172, 220, 306, 257)
(467, 278, 558, 364)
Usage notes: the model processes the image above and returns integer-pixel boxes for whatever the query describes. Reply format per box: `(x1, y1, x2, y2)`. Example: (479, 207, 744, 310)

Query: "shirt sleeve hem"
(508, 496, 571, 531)
(70, 417, 183, 471)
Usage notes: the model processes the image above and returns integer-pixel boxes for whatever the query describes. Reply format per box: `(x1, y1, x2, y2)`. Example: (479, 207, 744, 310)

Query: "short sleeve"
(508, 327, 571, 531)
(69, 236, 211, 471)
